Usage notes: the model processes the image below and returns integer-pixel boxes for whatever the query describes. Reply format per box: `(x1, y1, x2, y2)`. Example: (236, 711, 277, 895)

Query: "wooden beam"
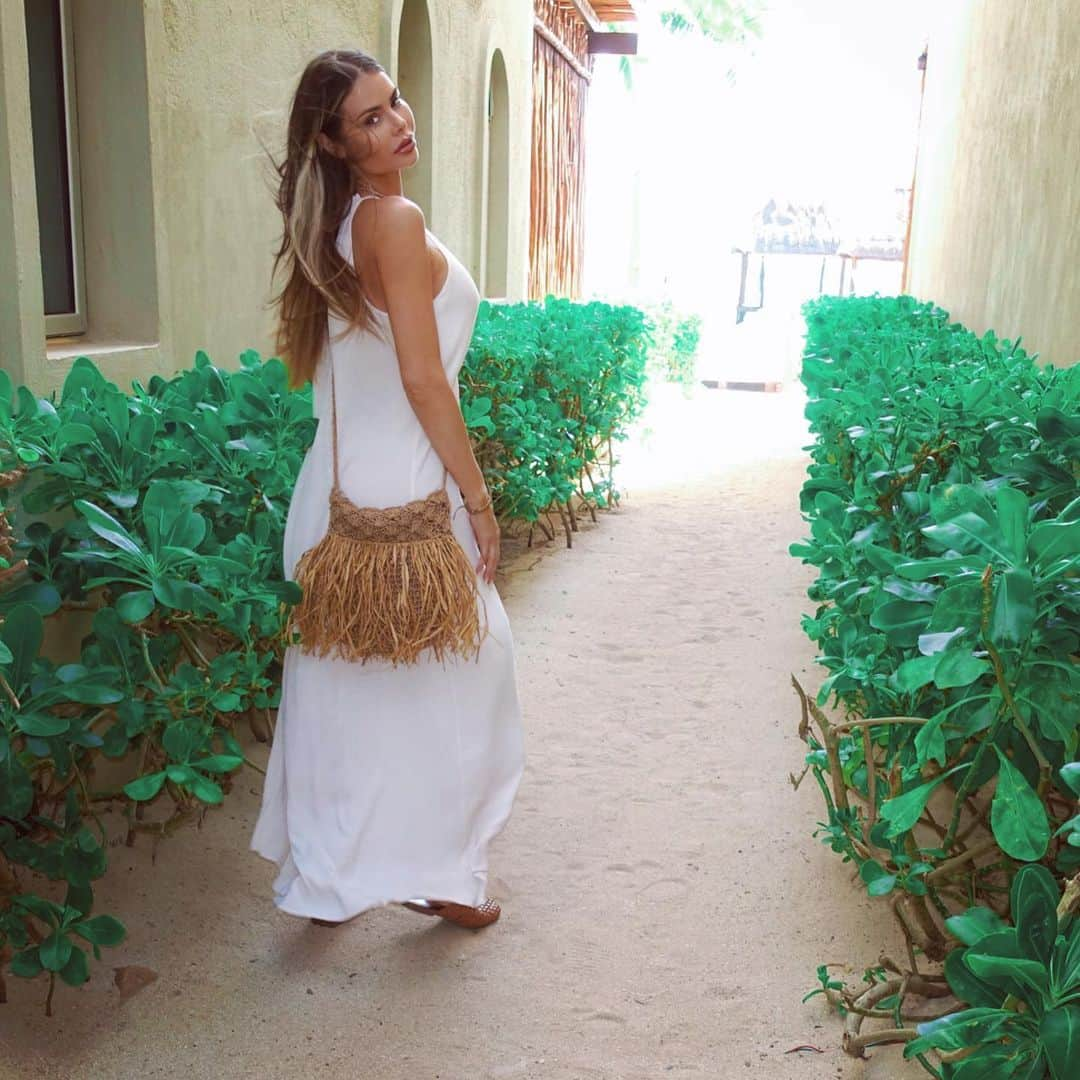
(533, 16, 592, 83)
(592, 5, 638, 22)
(564, 0, 602, 33)
(588, 30, 638, 55)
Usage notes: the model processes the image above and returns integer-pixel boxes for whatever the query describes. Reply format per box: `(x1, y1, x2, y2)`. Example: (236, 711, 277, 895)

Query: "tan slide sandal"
(400, 897, 501, 928)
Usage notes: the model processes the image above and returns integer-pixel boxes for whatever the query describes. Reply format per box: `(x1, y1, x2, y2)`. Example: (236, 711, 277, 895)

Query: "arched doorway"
(397, 0, 433, 220)
(485, 49, 510, 298)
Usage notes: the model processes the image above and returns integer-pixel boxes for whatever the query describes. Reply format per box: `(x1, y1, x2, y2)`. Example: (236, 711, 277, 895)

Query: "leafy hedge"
(791, 295, 1079, 1076)
(640, 299, 702, 390)
(461, 297, 648, 542)
(0, 298, 649, 1009)
(0, 352, 303, 1011)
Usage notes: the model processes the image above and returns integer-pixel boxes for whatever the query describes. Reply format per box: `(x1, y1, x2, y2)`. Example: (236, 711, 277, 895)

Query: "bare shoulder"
(353, 195, 426, 256)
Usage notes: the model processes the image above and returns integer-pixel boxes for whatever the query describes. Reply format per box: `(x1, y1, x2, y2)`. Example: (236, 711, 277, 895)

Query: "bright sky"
(584, 0, 936, 310)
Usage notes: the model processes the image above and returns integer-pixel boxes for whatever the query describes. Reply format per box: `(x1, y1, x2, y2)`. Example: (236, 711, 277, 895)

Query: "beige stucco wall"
(906, 0, 1080, 367)
(0, 0, 46, 385)
(1, 0, 532, 397)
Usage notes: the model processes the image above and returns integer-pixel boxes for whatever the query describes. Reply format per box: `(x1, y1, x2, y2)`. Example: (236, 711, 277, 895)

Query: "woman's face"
(322, 70, 417, 181)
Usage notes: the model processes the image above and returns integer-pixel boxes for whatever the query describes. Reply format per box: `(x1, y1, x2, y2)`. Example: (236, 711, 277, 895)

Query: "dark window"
(25, 0, 79, 322)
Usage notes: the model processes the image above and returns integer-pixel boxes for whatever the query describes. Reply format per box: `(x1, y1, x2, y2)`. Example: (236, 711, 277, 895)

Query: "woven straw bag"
(285, 350, 487, 666)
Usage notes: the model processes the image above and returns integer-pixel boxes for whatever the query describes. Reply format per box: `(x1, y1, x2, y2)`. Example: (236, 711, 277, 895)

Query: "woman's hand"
(468, 503, 500, 585)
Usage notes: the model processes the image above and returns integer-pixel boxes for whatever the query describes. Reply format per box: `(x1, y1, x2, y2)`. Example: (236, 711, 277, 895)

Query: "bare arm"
(362, 197, 500, 583)
(364, 197, 487, 505)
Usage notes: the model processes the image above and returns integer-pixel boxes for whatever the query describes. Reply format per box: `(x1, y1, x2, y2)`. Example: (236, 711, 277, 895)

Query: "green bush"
(640, 299, 702, 390)
(790, 295, 1080, 1075)
(0, 298, 649, 1007)
(0, 350, 303, 1008)
(904, 863, 1080, 1078)
(461, 297, 649, 539)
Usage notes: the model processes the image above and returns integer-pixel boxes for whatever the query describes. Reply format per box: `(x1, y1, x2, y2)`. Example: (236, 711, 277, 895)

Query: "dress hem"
(248, 839, 490, 921)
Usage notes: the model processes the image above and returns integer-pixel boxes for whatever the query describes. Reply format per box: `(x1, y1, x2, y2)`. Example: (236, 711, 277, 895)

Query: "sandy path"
(0, 385, 926, 1079)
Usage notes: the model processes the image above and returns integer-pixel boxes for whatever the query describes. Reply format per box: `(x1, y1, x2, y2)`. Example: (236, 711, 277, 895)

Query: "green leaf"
(16, 712, 71, 737)
(990, 569, 1036, 648)
(944, 946, 1007, 1008)
(55, 422, 97, 453)
(1041, 1005, 1080, 1080)
(40, 930, 73, 972)
(55, 676, 125, 706)
(914, 710, 949, 767)
(1056, 924, 1080, 992)
(192, 754, 243, 774)
(934, 649, 991, 689)
(129, 412, 156, 453)
(906, 1007, 1016, 1055)
(104, 489, 140, 510)
(0, 603, 44, 691)
(58, 942, 90, 987)
(152, 576, 204, 611)
(162, 720, 200, 763)
(103, 387, 130, 438)
(859, 859, 897, 896)
(9, 947, 44, 978)
(166, 764, 198, 785)
(881, 763, 969, 838)
(892, 653, 941, 693)
(73, 499, 145, 558)
(918, 627, 968, 655)
(1061, 764, 1080, 797)
(869, 600, 932, 647)
(187, 772, 224, 805)
(1011, 864, 1060, 966)
(123, 770, 167, 801)
(1029, 521, 1080, 569)
(950, 1049, 1037, 1080)
(116, 589, 156, 623)
(995, 486, 1030, 564)
(0, 753, 34, 818)
(928, 581, 984, 636)
(895, 556, 985, 580)
(72, 915, 126, 947)
(991, 748, 1050, 861)
(946, 906, 1009, 946)
(143, 481, 208, 553)
(923, 512, 1018, 566)
(965, 952, 1050, 1003)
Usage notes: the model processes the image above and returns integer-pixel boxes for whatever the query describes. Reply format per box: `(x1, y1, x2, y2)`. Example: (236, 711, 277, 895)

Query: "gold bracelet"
(463, 491, 492, 515)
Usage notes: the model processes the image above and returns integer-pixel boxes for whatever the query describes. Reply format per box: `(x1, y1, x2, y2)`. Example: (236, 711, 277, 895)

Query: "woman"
(250, 49, 525, 930)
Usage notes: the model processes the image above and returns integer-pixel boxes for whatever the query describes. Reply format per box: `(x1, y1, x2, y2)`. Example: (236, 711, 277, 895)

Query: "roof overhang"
(589, 1, 638, 23)
(559, 0, 638, 54)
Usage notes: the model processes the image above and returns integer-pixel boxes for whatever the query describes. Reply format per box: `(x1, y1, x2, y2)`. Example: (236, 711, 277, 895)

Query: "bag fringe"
(285, 531, 487, 666)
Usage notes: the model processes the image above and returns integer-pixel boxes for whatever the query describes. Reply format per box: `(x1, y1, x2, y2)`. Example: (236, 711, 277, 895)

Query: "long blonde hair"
(267, 49, 388, 391)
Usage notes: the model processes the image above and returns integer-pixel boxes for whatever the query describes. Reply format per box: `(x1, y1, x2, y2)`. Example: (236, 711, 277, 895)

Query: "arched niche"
(396, 0, 434, 221)
(484, 48, 510, 298)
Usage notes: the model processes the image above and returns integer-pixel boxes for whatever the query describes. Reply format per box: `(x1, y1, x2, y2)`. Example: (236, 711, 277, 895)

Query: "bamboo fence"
(529, 0, 595, 299)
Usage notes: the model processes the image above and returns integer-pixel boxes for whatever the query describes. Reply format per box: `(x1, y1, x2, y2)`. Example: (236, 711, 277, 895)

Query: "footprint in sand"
(570, 1005, 628, 1023)
(584, 1009, 626, 1023)
(637, 877, 690, 901)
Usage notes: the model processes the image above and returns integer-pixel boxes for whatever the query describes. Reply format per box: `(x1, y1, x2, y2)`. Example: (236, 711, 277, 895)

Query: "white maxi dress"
(250, 193, 525, 920)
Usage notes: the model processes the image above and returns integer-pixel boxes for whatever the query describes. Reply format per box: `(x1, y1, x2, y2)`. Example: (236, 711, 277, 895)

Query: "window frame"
(36, 0, 87, 337)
